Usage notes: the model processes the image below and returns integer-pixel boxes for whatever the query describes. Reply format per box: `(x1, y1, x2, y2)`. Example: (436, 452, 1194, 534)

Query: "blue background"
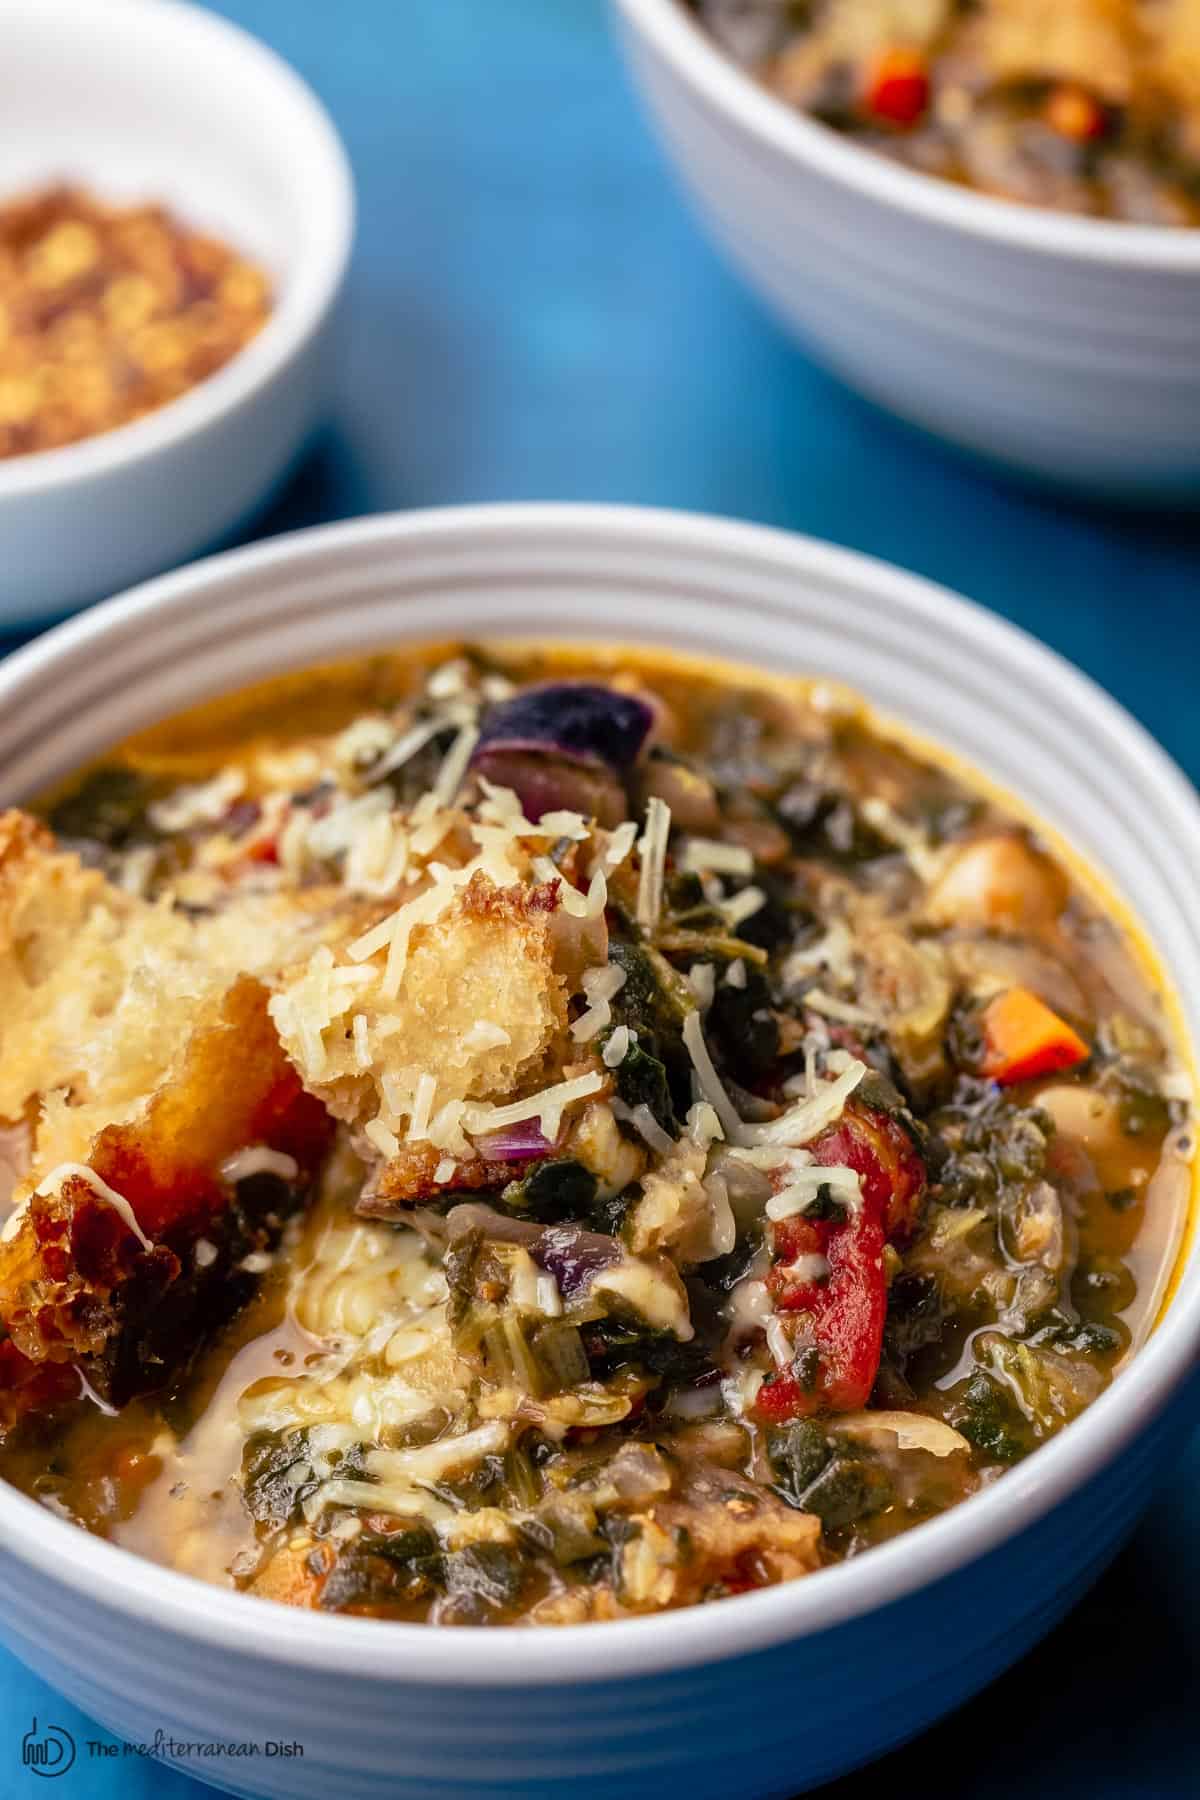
(2, 2, 1198, 1794)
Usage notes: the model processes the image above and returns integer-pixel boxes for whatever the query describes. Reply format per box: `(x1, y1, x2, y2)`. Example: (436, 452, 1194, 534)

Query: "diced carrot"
(980, 986, 1089, 1085)
(863, 48, 930, 129)
(1044, 83, 1108, 144)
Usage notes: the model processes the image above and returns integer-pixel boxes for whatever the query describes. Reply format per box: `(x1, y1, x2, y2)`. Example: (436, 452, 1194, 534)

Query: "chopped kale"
(589, 1187, 636, 1239)
(950, 1371, 1030, 1464)
(775, 783, 895, 867)
(47, 766, 164, 852)
(441, 1543, 525, 1620)
(883, 1273, 945, 1362)
(770, 1421, 834, 1497)
(241, 1428, 345, 1529)
(318, 1525, 443, 1612)
(608, 940, 690, 1036)
(707, 965, 780, 1081)
(514, 1159, 599, 1225)
(582, 1317, 715, 1387)
(769, 1422, 893, 1528)
(613, 1039, 677, 1136)
(1046, 1320, 1122, 1357)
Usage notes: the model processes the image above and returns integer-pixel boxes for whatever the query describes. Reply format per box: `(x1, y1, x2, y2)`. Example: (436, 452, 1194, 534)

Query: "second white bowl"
(613, 0, 1200, 499)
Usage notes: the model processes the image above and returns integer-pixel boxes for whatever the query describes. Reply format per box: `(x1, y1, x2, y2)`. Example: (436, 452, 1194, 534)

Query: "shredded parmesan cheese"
(766, 1164, 864, 1219)
(610, 1098, 674, 1157)
(681, 1010, 743, 1142)
(463, 1021, 512, 1051)
(686, 1100, 725, 1149)
(687, 962, 716, 1009)
(781, 920, 856, 993)
(679, 838, 754, 878)
(859, 797, 944, 881)
(364, 1118, 401, 1159)
(536, 809, 590, 842)
(148, 767, 244, 833)
(219, 1147, 300, 1185)
(683, 1011, 868, 1151)
(765, 1313, 793, 1367)
(571, 962, 627, 1043)
(597, 819, 638, 873)
(777, 1252, 831, 1284)
(462, 1070, 604, 1139)
(745, 1059, 867, 1148)
(368, 1421, 511, 1487)
(408, 1072, 437, 1143)
(720, 886, 765, 929)
(365, 715, 449, 787)
(30, 1163, 153, 1251)
(431, 720, 480, 809)
(804, 988, 874, 1025)
(427, 659, 471, 700)
(636, 797, 671, 930)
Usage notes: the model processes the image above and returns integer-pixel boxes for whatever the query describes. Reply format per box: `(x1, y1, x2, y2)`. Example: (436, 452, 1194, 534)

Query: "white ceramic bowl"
(612, 0, 1200, 499)
(0, 0, 353, 626)
(0, 505, 1197, 1800)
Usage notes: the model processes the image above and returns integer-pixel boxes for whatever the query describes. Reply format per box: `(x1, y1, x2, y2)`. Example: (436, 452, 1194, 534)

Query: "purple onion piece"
(473, 1120, 559, 1163)
(444, 1204, 622, 1302)
(471, 748, 627, 828)
(473, 683, 655, 771)
(532, 1224, 623, 1301)
(470, 683, 653, 827)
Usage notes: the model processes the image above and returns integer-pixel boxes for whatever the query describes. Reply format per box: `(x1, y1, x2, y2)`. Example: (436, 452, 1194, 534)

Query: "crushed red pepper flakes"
(0, 185, 272, 460)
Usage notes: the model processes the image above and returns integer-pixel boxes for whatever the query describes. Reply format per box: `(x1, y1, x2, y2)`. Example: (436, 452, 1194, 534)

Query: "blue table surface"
(3, 2, 1199, 1794)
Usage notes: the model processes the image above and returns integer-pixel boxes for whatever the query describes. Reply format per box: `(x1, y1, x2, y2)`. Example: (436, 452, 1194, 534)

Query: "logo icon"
(21, 1718, 76, 1779)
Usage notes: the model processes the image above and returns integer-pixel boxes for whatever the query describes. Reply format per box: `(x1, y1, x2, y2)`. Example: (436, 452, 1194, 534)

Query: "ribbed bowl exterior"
(0, 1407, 1181, 1800)
(0, 507, 1197, 1798)
(612, 1, 1200, 499)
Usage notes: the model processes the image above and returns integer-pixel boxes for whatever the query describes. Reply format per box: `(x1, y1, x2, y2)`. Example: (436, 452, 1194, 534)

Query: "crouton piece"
(270, 872, 574, 1137)
(0, 977, 332, 1383)
(0, 808, 339, 1178)
(357, 1142, 527, 1215)
(1140, 0, 1200, 129)
(976, 0, 1138, 102)
(0, 809, 196, 1161)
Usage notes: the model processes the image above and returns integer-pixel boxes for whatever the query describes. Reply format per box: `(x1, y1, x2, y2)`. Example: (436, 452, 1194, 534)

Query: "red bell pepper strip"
(752, 1101, 925, 1424)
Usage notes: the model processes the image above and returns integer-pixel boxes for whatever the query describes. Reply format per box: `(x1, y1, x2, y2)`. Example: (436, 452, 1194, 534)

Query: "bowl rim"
(1, 501, 1198, 1687)
(613, 0, 1200, 270)
(0, 0, 355, 501)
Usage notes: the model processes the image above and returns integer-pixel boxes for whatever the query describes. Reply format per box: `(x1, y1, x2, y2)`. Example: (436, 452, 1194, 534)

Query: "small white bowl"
(0, 0, 354, 625)
(0, 504, 1197, 1799)
(612, 0, 1200, 499)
